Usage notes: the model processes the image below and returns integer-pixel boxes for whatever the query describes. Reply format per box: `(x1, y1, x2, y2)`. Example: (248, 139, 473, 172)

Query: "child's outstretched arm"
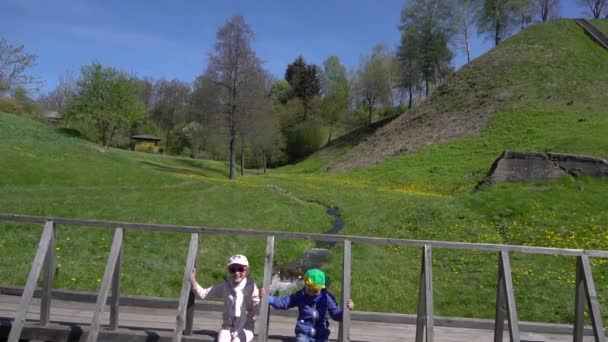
(260, 287, 300, 310)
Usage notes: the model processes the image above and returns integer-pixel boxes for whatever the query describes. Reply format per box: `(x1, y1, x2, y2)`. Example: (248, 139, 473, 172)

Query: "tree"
(515, 0, 535, 30)
(400, 0, 455, 96)
(150, 79, 191, 152)
(577, 0, 607, 18)
(320, 56, 349, 143)
(0, 38, 39, 95)
(397, 24, 420, 109)
(538, 0, 560, 22)
(199, 14, 265, 180)
(455, 0, 479, 63)
(355, 45, 391, 127)
(284, 56, 320, 121)
(40, 70, 77, 126)
(477, 0, 517, 46)
(246, 96, 282, 173)
(67, 62, 145, 148)
(11, 87, 39, 115)
(269, 79, 290, 105)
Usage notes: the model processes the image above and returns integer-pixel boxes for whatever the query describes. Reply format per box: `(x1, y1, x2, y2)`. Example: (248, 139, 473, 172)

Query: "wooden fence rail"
(1, 214, 607, 342)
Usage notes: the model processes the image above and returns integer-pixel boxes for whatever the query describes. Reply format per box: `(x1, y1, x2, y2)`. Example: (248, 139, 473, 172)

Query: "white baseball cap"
(227, 254, 249, 268)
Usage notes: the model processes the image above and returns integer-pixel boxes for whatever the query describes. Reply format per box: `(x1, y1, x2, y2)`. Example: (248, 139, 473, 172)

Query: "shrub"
(285, 122, 324, 162)
(134, 141, 160, 153)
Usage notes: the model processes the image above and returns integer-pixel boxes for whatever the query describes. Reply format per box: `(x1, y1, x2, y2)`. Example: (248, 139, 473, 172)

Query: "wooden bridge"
(0, 214, 607, 342)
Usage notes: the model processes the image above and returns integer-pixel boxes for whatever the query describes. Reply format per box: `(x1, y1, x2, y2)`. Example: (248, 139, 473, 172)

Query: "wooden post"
(338, 240, 352, 342)
(185, 290, 195, 336)
(573, 255, 606, 342)
(415, 245, 433, 342)
(109, 230, 123, 331)
(40, 220, 55, 326)
(87, 228, 124, 342)
(258, 236, 275, 342)
(8, 220, 54, 342)
(493, 251, 520, 342)
(172, 233, 199, 342)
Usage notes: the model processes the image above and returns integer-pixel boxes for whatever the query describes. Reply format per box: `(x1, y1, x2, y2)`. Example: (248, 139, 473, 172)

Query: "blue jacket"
(268, 288, 343, 338)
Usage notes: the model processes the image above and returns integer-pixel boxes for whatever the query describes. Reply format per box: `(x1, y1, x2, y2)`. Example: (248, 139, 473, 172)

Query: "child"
(264, 268, 354, 342)
(191, 254, 260, 342)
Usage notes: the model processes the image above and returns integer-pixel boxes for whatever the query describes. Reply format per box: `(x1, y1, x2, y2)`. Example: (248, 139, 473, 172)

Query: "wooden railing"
(1, 213, 607, 342)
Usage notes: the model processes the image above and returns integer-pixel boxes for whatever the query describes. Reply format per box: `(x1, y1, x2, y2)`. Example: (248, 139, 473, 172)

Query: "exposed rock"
(477, 150, 608, 189)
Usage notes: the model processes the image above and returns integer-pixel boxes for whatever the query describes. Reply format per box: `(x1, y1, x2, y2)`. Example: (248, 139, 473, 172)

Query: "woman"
(191, 255, 260, 342)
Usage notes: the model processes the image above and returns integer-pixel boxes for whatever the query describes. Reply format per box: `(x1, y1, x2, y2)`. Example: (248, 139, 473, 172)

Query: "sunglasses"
(228, 265, 246, 273)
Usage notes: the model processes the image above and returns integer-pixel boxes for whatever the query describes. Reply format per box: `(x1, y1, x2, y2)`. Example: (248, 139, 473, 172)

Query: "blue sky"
(0, 0, 590, 94)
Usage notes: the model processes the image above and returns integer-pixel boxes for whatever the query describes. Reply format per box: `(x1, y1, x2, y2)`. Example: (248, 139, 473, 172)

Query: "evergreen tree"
(284, 55, 320, 121)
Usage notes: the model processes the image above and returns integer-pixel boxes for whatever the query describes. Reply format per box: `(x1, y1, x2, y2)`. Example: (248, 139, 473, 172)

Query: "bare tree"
(200, 14, 265, 180)
(0, 38, 39, 94)
(517, 0, 535, 30)
(577, 0, 607, 18)
(40, 70, 77, 126)
(538, 0, 560, 21)
(453, 0, 479, 63)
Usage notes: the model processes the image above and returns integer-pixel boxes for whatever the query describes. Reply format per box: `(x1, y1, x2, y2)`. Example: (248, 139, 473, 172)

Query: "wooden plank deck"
(0, 294, 596, 342)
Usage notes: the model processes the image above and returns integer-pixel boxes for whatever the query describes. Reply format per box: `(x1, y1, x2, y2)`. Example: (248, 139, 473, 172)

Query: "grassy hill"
(306, 19, 608, 177)
(1, 19, 608, 325)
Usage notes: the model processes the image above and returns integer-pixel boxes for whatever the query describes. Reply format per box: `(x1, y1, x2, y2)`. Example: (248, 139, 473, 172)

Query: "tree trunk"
(327, 125, 333, 145)
(541, 0, 549, 22)
(408, 82, 413, 109)
(464, 21, 471, 63)
(425, 77, 429, 98)
(107, 127, 117, 149)
(165, 128, 171, 153)
(495, 18, 502, 46)
(368, 104, 373, 127)
(262, 154, 267, 174)
(229, 134, 237, 180)
(240, 136, 245, 176)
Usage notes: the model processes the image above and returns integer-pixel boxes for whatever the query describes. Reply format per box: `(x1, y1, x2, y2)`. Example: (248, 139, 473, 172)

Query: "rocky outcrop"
(477, 151, 608, 188)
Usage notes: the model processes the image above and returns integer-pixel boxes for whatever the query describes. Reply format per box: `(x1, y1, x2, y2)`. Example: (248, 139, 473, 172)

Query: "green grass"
(1, 19, 608, 325)
(591, 19, 608, 36)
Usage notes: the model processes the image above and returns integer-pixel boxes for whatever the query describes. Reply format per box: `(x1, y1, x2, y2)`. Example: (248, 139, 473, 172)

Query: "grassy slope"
(0, 113, 331, 296)
(308, 19, 608, 175)
(1, 19, 608, 324)
(592, 19, 608, 35)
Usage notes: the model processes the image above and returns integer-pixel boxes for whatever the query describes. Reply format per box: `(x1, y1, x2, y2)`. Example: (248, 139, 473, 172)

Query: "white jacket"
(192, 278, 260, 332)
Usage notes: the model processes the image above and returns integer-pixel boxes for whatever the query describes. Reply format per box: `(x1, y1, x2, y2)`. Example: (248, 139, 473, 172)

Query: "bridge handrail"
(2, 213, 607, 258)
(2, 213, 607, 342)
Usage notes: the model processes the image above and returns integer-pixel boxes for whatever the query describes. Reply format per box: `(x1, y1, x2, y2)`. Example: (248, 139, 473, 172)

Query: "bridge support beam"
(8, 220, 54, 342)
(338, 239, 352, 342)
(415, 244, 434, 342)
(573, 255, 605, 342)
(173, 233, 199, 342)
(87, 227, 124, 342)
(494, 251, 520, 342)
(257, 236, 275, 342)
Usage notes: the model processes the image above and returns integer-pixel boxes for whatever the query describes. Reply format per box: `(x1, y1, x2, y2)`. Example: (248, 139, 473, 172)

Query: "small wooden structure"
(42, 110, 62, 125)
(131, 134, 161, 153)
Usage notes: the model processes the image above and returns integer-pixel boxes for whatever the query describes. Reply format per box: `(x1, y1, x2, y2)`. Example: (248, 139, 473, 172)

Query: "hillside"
(328, 19, 608, 172)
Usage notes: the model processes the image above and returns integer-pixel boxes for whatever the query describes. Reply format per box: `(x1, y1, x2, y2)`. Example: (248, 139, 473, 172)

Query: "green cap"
(305, 269, 326, 287)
